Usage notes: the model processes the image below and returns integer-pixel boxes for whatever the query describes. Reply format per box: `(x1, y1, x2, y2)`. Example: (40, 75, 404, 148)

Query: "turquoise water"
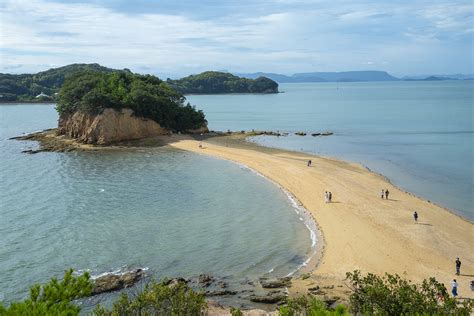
(0, 104, 315, 305)
(187, 81, 473, 220)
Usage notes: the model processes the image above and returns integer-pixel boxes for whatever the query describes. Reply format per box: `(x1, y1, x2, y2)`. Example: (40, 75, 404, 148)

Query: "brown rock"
(58, 108, 168, 144)
(249, 293, 287, 304)
(260, 277, 292, 289)
(92, 268, 144, 295)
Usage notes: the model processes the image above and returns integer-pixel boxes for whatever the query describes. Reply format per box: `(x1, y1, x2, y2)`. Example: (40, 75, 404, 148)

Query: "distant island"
(0, 65, 278, 102)
(238, 71, 474, 83)
(166, 71, 278, 94)
(55, 70, 207, 144)
(238, 70, 399, 83)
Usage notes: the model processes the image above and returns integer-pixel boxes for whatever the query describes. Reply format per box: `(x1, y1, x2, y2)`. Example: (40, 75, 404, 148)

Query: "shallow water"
(187, 81, 473, 220)
(0, 104, 315, 305)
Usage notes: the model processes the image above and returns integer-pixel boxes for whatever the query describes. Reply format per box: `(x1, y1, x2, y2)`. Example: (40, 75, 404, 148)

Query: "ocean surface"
(187, 81, 473, 220)
(0, 104, 315, 306)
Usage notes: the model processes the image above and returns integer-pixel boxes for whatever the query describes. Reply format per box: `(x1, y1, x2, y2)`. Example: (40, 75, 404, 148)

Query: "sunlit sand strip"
(169, 136, 474, 299)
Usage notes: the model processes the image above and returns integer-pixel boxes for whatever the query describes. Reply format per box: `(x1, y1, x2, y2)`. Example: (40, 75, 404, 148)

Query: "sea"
(0, 80, 472, 308)
(0, 104, 316, 307)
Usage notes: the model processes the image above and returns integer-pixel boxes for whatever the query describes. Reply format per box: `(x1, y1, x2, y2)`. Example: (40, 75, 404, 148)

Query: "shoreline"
(12, 130, 474, 302)
(217, 159, 324, 279)
(166, 133, 474, 300)
(247, 136, 473, 225)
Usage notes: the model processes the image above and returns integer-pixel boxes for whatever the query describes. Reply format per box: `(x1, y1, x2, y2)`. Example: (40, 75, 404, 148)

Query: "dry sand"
(168, 134, 474, 299)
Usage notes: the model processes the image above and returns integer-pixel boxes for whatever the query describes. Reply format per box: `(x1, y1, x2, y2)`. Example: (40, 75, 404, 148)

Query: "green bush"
(0, 269, 92, 315)
(93, 280, 207, 315)
(56, 71, 206, 131)
(346, 270, 473, 315)
(279, 296, 348, 316)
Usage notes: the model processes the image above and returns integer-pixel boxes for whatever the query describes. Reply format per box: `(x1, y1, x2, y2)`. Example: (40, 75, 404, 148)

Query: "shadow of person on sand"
(460, 274, 474, 277)
(417, 222, 433, 226)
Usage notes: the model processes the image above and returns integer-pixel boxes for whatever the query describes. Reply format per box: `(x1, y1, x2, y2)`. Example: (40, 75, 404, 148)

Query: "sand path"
(170, 136, 474, 298)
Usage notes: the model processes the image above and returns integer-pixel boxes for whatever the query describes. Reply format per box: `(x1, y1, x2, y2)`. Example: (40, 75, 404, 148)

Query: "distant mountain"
(0, 63, 124, 102)
(238, 71, 399, 83)
(402, 74, 474, 80)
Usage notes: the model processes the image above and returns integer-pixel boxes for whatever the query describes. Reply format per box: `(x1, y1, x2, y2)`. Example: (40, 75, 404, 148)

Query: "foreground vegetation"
(57, 70, 207, 132)
(1, 270, 471, 315)
(166, 71, 279, 94)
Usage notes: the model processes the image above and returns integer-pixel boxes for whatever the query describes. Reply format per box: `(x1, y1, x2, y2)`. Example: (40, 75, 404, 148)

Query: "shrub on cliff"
(56, 71, 207, 131)
(0, 269, 92, 315)
(346, 270, 473, 315)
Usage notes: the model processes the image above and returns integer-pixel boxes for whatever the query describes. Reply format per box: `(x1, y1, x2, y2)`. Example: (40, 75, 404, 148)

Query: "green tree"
(346, 270, 473, 315)
(93, 280, 207, 315)
(0, 269, 93, 315)
(279, 296, 349, 316)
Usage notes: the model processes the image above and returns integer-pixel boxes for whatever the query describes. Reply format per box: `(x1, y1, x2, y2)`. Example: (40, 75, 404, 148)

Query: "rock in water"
(198, 274, 214, 286)
(92, 268, 144, 294)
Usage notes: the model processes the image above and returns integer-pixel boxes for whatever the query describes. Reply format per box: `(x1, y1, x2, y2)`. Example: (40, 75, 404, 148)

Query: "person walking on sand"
(413, 211, 418, 223)
(456, 258, 462, 275)
(307, 160, 312, 167)
(385, 189, 389, 200)
(328, 191, 332, 203)
(324, 192, 329, 203)
(451, 279, 458, 297)
(380, 189, 385, 199)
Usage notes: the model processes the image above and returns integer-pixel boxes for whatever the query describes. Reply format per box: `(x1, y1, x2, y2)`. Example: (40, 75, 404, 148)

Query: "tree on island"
(166, 71, 279, 94)
(56, 70, 207, 132)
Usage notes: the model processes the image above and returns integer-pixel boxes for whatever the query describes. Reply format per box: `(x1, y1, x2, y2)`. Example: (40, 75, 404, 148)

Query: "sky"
(0, 0, 473, 77)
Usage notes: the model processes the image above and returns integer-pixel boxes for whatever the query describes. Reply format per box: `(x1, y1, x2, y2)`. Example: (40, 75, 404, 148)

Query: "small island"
(166, 71, 279, 94)
(55, 70, 208, 144)
(0, 63, 120, 102)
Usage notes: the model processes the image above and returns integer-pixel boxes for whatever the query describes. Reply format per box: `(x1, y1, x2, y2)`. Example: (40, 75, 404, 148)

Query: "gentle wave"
(236, 162, 319, 272)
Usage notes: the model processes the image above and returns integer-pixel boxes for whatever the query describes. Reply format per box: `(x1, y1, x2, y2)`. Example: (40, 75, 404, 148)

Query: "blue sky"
(0, 0, 472, 77)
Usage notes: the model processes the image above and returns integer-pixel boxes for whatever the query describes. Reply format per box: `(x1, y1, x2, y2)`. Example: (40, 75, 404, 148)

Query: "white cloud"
(0, 0, 472, 76)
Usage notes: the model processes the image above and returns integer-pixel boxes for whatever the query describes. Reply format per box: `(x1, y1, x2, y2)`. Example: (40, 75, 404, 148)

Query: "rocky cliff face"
(58, 108, 169, 144)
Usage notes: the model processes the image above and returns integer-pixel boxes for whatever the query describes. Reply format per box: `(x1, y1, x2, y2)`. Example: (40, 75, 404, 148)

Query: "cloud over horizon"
(0, 0, 472, 77)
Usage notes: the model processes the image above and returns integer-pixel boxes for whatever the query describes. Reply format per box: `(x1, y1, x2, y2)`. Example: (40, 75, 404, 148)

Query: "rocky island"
(54, 70, 208, 144)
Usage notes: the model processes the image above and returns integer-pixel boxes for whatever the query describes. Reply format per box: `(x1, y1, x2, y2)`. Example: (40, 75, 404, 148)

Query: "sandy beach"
(167, 134, 474, 299)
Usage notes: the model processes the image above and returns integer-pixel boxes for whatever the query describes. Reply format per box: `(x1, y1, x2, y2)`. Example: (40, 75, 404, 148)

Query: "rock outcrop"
(58, 108, 169, 145)
(92, 268, 144, 295)
(260, 277, 292, 289)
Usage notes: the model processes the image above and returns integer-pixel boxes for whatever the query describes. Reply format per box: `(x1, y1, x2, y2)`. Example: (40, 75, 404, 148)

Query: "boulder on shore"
(260, 277, 292, 288)
(249, 293, 287, 304)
